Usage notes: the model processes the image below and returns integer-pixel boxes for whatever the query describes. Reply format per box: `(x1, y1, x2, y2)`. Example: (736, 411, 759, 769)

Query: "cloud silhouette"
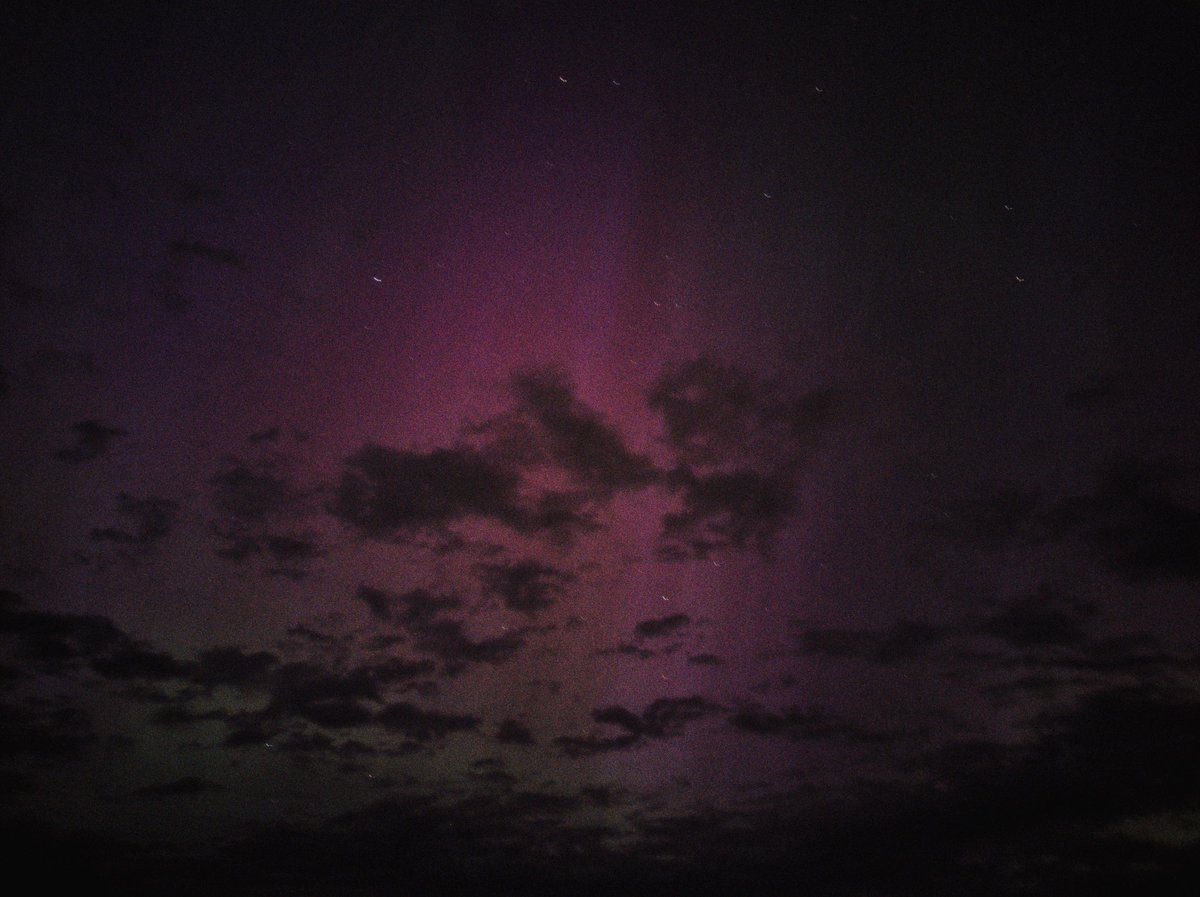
(634, 613, 690, 639)
(189, 642, 278, 685)
(375, 702, 480, 741)
(55, 420, 126, 463)
(647, 358, 841, 467)
(506, 367, 658, 494)
(494, 719, 535, 745)
(659, 468, 795, 559)
(329, 444, 524, 537)
(978, 585, 1096, 649)
(557, 695, 720, 757)
(1045, 456, 1200, 582)
(796, 619, 951, 665)
(0, 699, 96, 758)
(475, 559, 574, 616)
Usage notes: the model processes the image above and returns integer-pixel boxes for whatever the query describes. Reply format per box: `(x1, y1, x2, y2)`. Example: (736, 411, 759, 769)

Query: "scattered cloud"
(796, 619, 950, 665)
(505, 367, 659, 494)
(91, 644, 188, 681)
(329, 444, 525, 538)
(87, 494, 178, 565)
(375, 702, 480, 741)
(659, 468, 795, 559)
(978, 585, 1096, 649)
(647, 357, 841, 467)
(1045, 456, 1200, 582)
(191, 646, 279, 689)
(474, 559, 574, 616)
(494, 719, 535, 745)
(0, 699, 96, 757)
(54, 420, 126, 463)
(634, 613, 690, 640)
(557, 695, 721, 757)
(729, 704, 884, 742)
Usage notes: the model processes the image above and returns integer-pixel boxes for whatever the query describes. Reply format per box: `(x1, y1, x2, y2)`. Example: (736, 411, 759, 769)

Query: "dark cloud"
(356, 586, 461, 625)
(132, 776, 220, 798)
(328, 367, 666, 550)
(475, 559, 574, 616)
(0, 699, 96, 757)
(207, 790, 621, 896)
(192, 646, 279, 688)
(888, 683, 1200, 886)
(413, 620, 527, 670)
(579, 785, 623, 808)
(265, 662, 380, 721)
(559, 695, 721, 757)
(687, 653, 723, 666)
(639, 696, 722, 737)
(942, 458, 1200, 583)
(646, 358, 779, 466)
(506, 367, 659, 494)
(89, 493, 177, 557)
(354, 585, 395, 621)
(797, 620, 951, 665)
(0, 591, 142, 673)
(360, 657, 437, 686)
(209, 458, 321, 570)
(105, 494, 176, 549)
(592, 704, 644, 734)
(54, 420, 126, 463)
(978, 586, 1096, 649)
(375, 702, 479, 741)
(634, 613, 690, 640)
(937, 484, 1044, 549)
(248, 426, 281, 444)
(264, 535, 321, 563)
(356, 585, 532, 672)
(554, 732, 640, 758)
(1045, 456, 1200, 582)
(469, 758, 518, 786)
(297, 697, 373, 728)
(659, 467, 795, 559)
(223, 723, 278, 748)
(89, 527, 137, 545)
(91, 644, 188, 681)
(329, 444, 524, 538)
(494, 719, 535, 745)
(647, 358, 841, 467)
(211, 459, 298, 522)
(283, 624, 340, 645)
(212, 535, 261, 562)
(730, 705, 884, 743)
(13, 680, 1200, 895)
(331, 438, 600, 542)
(789, 387, 844, 441)
(596, 642, 656, 659)
(166, 240, 247, 270)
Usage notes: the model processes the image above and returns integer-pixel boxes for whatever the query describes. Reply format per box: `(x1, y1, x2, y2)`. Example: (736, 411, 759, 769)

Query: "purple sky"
(2, 4, 1199, 894)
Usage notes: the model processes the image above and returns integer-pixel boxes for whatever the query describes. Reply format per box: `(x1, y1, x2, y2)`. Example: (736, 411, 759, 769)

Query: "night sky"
(2, 3, 1199, 894)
